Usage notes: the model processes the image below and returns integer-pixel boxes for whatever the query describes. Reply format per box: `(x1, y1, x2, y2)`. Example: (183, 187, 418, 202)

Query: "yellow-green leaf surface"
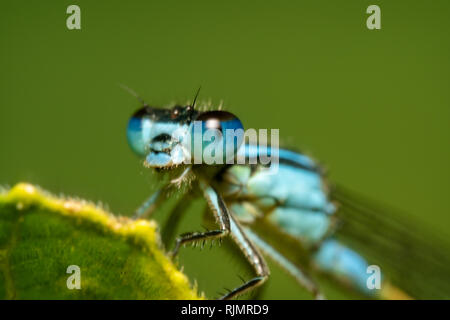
(0, 183, 202, 299)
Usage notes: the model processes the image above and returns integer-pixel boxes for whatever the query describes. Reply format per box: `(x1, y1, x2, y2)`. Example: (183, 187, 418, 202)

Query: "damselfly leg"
(244, 227, 324, 299)
(161, 193, 194, 246)
(133, 168, 192, 219)
(220, 212, 269, 299)
(133, 186, 171, 219)
(170, 182, 230, 257)
(170, 180, 270, 299)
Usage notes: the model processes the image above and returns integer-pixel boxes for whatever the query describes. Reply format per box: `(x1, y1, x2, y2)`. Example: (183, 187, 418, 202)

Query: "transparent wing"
(331, 184, 450, 299)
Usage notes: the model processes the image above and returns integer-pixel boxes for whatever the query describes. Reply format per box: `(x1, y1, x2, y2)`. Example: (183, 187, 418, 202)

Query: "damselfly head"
(127, 105, 198, 168)
(127, 105, 244, 168)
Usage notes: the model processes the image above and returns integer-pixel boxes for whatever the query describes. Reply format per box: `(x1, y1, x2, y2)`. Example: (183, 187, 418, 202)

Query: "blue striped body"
(214, 144, 372, 294)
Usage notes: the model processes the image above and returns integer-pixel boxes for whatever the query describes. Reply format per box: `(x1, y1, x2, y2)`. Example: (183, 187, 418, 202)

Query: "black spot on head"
(152, 133, 172, 143)
(195, 111, 240, 132)
(196, 111, 237, 122)
(130, 105, 199, 124)
(131, 106, 156, 118)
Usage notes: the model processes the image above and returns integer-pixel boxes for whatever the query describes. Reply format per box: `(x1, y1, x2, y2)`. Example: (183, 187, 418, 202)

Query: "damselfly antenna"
(191, 86, 201, 109)
(118, 83, 149, 107)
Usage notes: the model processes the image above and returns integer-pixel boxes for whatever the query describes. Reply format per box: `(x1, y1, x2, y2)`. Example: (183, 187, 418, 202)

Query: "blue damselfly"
(125, 90, 450, 299)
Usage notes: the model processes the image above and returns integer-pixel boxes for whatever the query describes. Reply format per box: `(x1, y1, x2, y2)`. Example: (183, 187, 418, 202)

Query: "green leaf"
(0, 183, 202, 299)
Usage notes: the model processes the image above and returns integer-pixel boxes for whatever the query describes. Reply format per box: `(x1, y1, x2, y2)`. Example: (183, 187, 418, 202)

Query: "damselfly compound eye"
(127, 107, 154, 157)
(192, 111, 244, 163)
(195, 111, 243, 133)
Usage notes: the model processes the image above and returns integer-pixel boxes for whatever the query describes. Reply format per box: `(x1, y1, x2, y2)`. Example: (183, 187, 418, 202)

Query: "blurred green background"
(1, 1, 449, 299)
